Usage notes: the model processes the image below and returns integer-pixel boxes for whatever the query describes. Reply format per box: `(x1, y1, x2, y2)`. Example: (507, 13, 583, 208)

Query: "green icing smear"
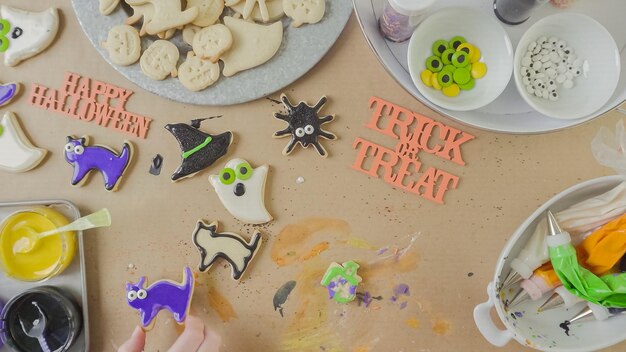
(182, 136, 212, 159)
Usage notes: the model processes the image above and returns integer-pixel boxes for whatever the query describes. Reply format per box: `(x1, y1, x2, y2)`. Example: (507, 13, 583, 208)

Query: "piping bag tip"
(507, 288, 530, 309)
(546, 210, 563, 236)
(537, 292, 565, 313)
(500, 271, 522, 291)
(568, 306, 594, 324)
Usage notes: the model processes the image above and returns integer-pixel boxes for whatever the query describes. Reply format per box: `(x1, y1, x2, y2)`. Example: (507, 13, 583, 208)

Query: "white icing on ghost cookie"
(283, 0, 325, 27)
(209, 158, 273, 224)
(220, 16, 283, 77)
(102, 25, 141, 66)
(140, 40, 179, 80)
(0, 112, 47, 173)
(0, 6, 60, 67)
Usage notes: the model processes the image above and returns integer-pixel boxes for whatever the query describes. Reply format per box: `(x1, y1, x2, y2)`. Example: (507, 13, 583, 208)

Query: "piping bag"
(548, 211, 626, 308)
(503, 182, 626, 288)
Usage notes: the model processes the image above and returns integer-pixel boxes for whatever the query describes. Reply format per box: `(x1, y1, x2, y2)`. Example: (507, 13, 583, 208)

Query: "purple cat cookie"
(126, 266, 195, 329)
(64, 136, 133, 191)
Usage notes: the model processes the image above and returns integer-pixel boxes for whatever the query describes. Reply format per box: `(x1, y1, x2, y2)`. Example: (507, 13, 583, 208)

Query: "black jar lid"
(1, 286, 82, 352)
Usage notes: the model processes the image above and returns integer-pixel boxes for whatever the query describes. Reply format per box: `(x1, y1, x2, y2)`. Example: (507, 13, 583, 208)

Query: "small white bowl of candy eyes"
(514, 13, 620, 120)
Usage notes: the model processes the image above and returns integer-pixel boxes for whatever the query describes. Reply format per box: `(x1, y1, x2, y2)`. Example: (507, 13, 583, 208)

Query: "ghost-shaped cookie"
(0, 112, 47, 172)
(209, 158, 272, 224)
(0, 6, 60, 66)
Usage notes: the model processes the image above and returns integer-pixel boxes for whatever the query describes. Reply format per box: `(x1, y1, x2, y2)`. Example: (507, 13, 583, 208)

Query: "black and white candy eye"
(295, 127, 305, 138)
(127, 290, 137, 301)
(74, 145, 85, 155)
(64, 143, 74, 152)
(137, 289, 147, 299)
(304, 125, 314, 135)
(11, 27, 23, 39)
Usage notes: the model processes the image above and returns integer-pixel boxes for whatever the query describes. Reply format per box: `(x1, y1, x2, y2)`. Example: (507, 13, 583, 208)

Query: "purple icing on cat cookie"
(0, 82, 18, 106)
(64, 136, 133, 191)
(126, 266, 194, 329)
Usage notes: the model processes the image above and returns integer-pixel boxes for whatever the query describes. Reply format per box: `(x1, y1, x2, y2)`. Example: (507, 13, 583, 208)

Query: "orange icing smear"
(0, 208, 76, 281)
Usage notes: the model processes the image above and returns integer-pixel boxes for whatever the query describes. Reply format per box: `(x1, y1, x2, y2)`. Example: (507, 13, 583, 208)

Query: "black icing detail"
(165, 122, 232, 181)
(149, 154, 163, 176)
(191, 220, 262, 280)
(234, 182, 245, 197)
(11, 27, 23, 39)
(273, 94, 337, 157)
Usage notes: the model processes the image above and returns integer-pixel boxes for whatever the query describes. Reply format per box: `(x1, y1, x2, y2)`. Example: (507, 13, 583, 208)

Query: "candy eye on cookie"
(127, 290, 137, 302)
(235, 161, 252, 180)
(219, 167, 236, 185)
(73, 145, 84, 155)
(136, 289, 147, 300)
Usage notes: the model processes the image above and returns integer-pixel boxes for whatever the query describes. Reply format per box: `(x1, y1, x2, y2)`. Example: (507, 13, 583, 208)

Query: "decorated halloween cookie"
(140, 40, 179, 80)
(192, 24, 233, 63)
(165, 119, 233, 181)
(220, 16, 283, 77)
(0, 6, 60, 67)
(178, 52, 221, 91)
(192, 220, 262, 280)
(102, 25, 141, 66)
(64, 136, 133, 191)
(0, 112, 47, 173)
(283, 0, 325, 27)
(0, 81, 19, 106)
(124, 0, 199, 36)
(126, 267, 195, 330)
(321, 261, 362, 304)
(209, 158, 273, 224)
(273, 94, 337, 157)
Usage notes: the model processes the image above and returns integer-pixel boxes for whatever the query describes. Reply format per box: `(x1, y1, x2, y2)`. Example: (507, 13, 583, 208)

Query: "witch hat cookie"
(0, 112, 47, 173)
(165, 119, 233, 182)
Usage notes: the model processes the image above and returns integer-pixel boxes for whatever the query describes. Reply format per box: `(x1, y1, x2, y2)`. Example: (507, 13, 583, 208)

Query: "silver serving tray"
(71, 0, 353, 106)
(0, 200, 89, 352)
(353, 0, 626, 134)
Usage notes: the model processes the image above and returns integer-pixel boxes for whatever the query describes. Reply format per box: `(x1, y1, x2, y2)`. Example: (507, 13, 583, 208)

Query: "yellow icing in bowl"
(0, 207, 76, 281)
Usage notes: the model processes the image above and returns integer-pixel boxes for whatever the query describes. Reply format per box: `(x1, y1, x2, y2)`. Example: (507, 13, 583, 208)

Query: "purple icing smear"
(64, 136, 132, 191)
(126, 267, 194, 328)
(0, 83, 18, 106)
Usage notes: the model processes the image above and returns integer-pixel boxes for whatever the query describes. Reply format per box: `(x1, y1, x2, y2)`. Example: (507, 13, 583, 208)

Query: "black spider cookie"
(273, 94, 337, 157)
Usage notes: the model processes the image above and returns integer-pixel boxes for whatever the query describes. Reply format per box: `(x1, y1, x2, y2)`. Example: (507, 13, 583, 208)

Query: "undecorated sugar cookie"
(225, 0, 242, 5)
(0, 82, 19, 107)
(165, 120, 233, 182)
(192, 24, 233, 63)
(186, 0, 225, 27)
(64, 136, 133, 192)
(220, 16, 283, 77)
(100, 0, 120, 15)
(125, 0, 199, 35)
(240, 0, 271, 22)
(182, 24, 202, 46)
(283, 0, 325, 27)
(209, 158, 273, 224)
(0, 112, 47, 173)
(140, 40, 179, 80)
(126, 267, 195, 330)
(273, 94, 337, 157)
(102, 25, 141, 66)
(0, 6, 60, 66)
(178, 52, 221, 91)
(192, 220, 262, 280)
(230, 0, 285, 23)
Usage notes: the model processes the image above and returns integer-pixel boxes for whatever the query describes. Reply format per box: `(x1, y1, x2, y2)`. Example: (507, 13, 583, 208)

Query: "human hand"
(118, 315, 221, 352)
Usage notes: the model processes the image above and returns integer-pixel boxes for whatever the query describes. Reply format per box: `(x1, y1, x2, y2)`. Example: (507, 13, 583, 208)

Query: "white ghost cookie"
(229, 0, 285, 23)
(178, 52, 220, 91)
(209, 158, 273, 224)
(182, 25, 202, 46)
(283, 0, 325, 27)
(102, 25, 141, 66)
(0, 6, 60, 67)
(100, 0, 120, 15)
(192, 24, 233, 63)
(220, 16, 283, 77)
(125, 0, 199, 35)
(0, 112, 47, 173)
(140, 40, 179, 80)
(186, 0, 225, 27)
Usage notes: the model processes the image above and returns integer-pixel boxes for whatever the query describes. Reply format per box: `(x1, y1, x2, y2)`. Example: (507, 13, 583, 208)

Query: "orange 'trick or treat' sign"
(27, 72, 152, 139)
(351, 97, 475, 204)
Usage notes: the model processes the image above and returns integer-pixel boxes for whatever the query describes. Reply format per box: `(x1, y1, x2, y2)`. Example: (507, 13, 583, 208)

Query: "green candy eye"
(235, 162, 252, 180)
(437, 71, 453, 88)
(449, 36, 466, 50)
(0, 20, 10, 36)
(459, 77, 475, 90)
(452, 51, 469, 68)
(0, 37, 8, 53)
(441, 48, 456, 65)
(219, 168, 236, 185)
(453, 67, 471, 85)
(425, 56, 442, 72)
(432, 39, 448, 57)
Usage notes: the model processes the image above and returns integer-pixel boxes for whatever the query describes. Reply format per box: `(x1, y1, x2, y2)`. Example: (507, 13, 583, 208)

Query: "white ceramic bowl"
(474, 175, 626, 351)
(514, 13, 621, 120)
(407, 7, 513, 111)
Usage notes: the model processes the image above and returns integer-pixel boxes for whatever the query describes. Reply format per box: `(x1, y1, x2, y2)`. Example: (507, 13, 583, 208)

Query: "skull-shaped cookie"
(283, 0, 325, 27)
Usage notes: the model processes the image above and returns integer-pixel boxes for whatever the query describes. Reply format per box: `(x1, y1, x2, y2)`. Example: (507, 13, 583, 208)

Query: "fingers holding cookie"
(192, 24, 233, 63)
(102, 25, 142, 66)
(140, 40, 179, 80)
